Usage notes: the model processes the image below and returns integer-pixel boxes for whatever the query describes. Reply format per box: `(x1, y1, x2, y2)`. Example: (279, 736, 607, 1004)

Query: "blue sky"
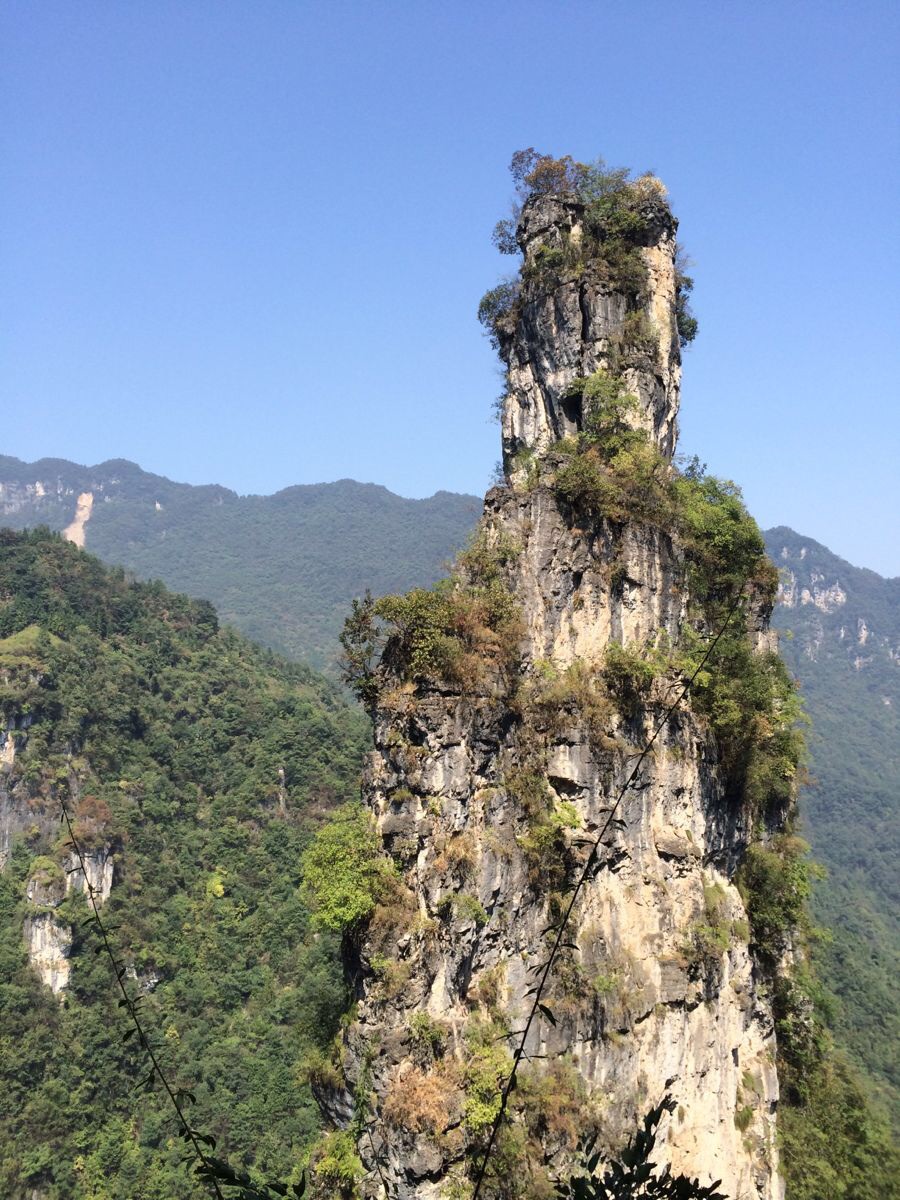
(3, 1, 898, 574)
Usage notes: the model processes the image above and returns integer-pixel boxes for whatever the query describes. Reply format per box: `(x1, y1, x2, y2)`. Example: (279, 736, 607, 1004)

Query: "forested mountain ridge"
(0, 528, 369, 1198)
(763, 526, 900, 1121)
(0, 455, 481, 670)
(3, 452, 898, 1135)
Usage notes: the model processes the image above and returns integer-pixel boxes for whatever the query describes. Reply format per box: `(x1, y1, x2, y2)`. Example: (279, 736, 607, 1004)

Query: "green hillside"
(0, 455, 481, 671)
(0, 529, 369, 1198)
(764, 527, 900, 1123)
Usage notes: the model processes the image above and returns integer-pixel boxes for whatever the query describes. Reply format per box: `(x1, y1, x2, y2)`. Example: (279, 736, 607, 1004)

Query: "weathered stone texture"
(502, 191, 681, 468)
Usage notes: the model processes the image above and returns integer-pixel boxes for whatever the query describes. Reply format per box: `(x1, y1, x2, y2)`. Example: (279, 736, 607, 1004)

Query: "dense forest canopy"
(0, 528, 368, 1198)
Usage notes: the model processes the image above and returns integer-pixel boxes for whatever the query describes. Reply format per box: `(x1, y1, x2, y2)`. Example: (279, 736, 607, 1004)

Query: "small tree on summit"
(491, 149, 633, 256)
(339, 590, 382, 708)
(509, 147, 587, 197)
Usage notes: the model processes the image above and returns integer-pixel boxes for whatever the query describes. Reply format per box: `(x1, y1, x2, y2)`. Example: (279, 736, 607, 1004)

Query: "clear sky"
(3, 1, 898, 575)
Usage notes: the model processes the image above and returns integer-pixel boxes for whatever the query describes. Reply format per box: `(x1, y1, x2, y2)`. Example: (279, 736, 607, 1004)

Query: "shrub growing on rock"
(301, 803, 394, 932)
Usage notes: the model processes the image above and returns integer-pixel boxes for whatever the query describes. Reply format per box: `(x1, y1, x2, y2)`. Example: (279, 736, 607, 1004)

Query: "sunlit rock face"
(21, 849, 114, 993)
(24, 914, 71, 994)
(65, 847, 114, 905)
(0, 717, 42, 870)
(331, 181, 784, 1200)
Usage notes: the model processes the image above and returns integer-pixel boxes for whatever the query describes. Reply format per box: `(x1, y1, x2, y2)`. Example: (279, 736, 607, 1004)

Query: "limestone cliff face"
(1, 714, 115, 992)
(332, 186, 784, 1200)
(1, 716, 42, 868)
(17, 848, 114, 993)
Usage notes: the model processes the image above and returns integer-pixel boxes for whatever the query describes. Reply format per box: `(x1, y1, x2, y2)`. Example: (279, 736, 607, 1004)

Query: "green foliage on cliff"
(680, 882, 745, 976)
(0, 529, 369, 1198)
(307, 1131, 361, 1198)
(689, 637, 806, 820)
(673, 467, 775, 598)
(463, 1043, 510, 1136)
(674, 249, 699, 347)
(737, 837, 819, 968)
(549, 373, 778, 608)
(477, 282, 521, 351)
(601, 641, 663, 718)
(479, 150, 674, 349)
(301, 804, 393, 932)
(374, 577, 520, 685)
(552, 377, 671, 525)
(490, 149, 629, 255)
(340, 526, 522, 695)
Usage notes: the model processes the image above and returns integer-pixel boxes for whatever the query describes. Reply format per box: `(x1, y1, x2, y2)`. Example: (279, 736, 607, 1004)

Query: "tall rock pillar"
(326, 173, 787, 1200)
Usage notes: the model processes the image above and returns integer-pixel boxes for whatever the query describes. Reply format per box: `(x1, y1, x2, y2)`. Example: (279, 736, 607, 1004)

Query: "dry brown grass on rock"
(382, 1062, 464, 1135)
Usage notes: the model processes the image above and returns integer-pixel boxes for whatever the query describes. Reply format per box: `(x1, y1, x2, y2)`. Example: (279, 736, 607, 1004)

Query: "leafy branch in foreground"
(59, 786, 305, 1200)
(554, 1097, 726, 1199)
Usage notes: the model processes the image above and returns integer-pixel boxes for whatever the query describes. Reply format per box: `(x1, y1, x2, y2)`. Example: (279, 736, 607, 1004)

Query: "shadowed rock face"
(502, 189, 681, 468)
(333, 184, 784, 1200)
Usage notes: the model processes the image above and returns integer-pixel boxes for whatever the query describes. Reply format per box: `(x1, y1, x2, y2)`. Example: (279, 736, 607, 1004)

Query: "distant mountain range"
(2, 454, 897, 1121)
(0, 455, 481, 670)
(763, 526, 899, 1118)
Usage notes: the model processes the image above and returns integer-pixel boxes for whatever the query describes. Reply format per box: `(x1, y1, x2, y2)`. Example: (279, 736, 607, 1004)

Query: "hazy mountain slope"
(0, 528, 369, 1198)
(764, 526, 900, 1119)
(0, 455, 481, 670)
